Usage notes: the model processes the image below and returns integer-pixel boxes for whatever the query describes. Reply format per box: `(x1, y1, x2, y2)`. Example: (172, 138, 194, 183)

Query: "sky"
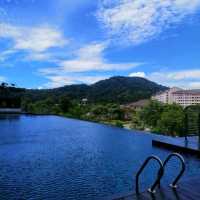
(0, 0, 200, 89)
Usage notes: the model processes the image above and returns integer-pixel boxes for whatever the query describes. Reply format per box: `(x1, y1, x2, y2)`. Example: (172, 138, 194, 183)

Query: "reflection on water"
(0, 114, 21, 120)
(0, 115, 200, 200)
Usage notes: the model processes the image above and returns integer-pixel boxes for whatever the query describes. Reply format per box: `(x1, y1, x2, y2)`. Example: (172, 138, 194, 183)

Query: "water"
(0, 114, 200, 200)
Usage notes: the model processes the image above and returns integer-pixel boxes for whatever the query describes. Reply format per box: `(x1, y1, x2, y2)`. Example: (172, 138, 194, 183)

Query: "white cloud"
(147, 69, 200, 89)
(97, 0, 200, 44)
(60, 42, 142, 72)
(24, 52, 53, 62)
(0, 49, 17, 62)
(43, 75, 110, 88)
(39, 42, 143, 88)
(40, 42, 142, 74)
(166, 70, 200, 80)
(188, 82, 200, 89)
(0, 23, 68, 52)
(129, 71, 146, 78)
(0, 76, 6, 82)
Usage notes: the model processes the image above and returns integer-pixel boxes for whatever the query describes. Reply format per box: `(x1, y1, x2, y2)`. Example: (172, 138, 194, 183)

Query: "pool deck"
(113, 177, 200, 200)
(152, 136, 200, 156)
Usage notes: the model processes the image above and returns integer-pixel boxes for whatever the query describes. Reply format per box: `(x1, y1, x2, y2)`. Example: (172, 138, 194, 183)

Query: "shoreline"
(0, 111, 139, 132)
(0, 112, 186, 138)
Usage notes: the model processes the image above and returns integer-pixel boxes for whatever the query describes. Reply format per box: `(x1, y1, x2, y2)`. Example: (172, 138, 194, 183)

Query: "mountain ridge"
(23, 76, 168, 103)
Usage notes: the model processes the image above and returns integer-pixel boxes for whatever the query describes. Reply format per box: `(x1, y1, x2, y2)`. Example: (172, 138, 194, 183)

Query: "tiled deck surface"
(152, 136, 200, 156)
(113, 177, 200, 200)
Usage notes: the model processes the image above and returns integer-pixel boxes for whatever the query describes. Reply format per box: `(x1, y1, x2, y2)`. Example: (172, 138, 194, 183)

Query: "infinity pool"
(0, 114, 200, 199)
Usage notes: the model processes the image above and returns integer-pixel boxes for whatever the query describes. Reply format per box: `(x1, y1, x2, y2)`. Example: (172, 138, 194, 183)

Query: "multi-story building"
(172, 89, 200, 107)
(152, 87, 181, 104)
(152, 88, 200, 107)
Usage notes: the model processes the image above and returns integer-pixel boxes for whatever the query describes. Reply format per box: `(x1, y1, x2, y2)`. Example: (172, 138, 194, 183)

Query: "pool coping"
(152, 137, 200, 156)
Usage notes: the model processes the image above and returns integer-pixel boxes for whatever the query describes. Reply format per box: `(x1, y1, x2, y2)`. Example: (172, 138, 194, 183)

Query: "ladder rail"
(135, 155, 164, 194)
(160, 153, 185, 188)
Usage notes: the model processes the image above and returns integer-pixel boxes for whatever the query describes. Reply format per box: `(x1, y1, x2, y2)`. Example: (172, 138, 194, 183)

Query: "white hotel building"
(152, 87, 200, 107)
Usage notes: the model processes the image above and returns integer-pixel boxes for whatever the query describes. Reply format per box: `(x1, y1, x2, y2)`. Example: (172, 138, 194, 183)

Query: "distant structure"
(0, 108, 22, 114)
(121, 99, 149, 120)
(81, 98, 88, 105)
(173, 89, 200, 107)
(152, 87, 200, 107)
(122, 99, 149, 111)
(152, 87, 181, 104)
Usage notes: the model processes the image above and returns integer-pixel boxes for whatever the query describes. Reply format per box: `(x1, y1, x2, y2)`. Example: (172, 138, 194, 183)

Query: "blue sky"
(0, 0, 200, 89)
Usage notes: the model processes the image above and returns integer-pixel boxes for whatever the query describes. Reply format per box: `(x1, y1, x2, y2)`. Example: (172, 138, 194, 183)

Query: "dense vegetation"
(22, 96, 126, 128)
(22, 98, 195, 136)
(0, 83, 25, 108)
(135, 101, 186, 136)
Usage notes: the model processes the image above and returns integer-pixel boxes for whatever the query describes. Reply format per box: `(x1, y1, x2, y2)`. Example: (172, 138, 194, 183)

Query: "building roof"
(122, 99, 150, 109)
(173, 89, 200, 95)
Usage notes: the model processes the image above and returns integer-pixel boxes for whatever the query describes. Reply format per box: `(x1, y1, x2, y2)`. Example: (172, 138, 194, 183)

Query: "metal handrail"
(160, 153, 185, 189)
(135, 155, 164, 194)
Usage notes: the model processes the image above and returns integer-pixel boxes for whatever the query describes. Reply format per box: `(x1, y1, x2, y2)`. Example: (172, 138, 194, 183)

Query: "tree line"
(132, 101, 186, 136)
(22, 95, 197, 137)
(0, 82, 24, 108)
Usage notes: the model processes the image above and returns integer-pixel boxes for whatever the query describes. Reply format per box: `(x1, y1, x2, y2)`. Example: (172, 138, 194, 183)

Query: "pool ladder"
(135, 153, 185, 194)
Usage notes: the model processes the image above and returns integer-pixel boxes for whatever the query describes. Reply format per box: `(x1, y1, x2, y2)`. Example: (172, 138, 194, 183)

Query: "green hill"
(87, 76, 167, 103)
(23, 76, 167, 104)
(0, 76, 167, 105)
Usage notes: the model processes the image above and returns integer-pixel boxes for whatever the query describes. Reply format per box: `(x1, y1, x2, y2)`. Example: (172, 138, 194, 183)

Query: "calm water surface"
(0, 114, 200, 200)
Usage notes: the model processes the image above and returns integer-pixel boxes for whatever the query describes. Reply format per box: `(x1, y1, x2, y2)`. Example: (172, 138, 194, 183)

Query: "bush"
(115, 120, 124, 128)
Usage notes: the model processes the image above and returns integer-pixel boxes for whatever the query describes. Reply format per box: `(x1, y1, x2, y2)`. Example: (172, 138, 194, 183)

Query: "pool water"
(0, 114, 200, 200)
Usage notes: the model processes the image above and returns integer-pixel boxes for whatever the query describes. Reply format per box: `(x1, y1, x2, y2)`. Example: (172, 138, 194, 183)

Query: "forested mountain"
(0, 76, 167, 104)
(87, 76, 167, 103)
